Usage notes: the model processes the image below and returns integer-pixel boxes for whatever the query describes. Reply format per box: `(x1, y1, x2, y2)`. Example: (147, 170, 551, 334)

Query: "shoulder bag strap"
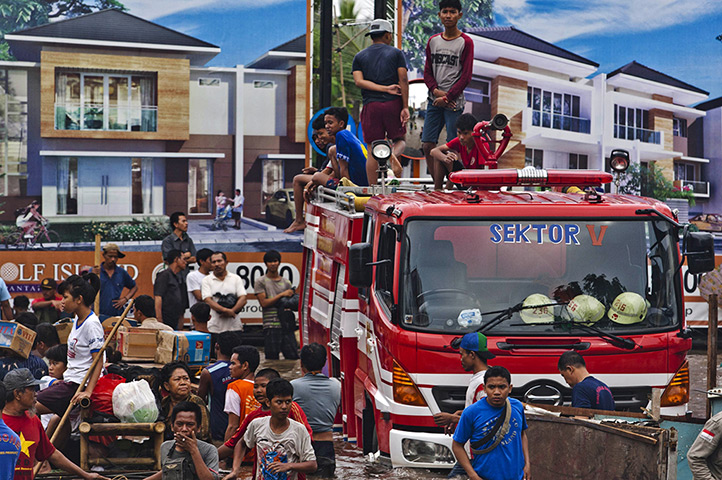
(471, 398, 512, 455)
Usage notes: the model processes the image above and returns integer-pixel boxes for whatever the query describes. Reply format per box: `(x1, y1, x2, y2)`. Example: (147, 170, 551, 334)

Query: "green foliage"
(0, 224, 17, 242)
(0, 0, 126, 58)
(618, 163, 695, 207)
(83, 220, 112, 239)
(402, 0, 493, 72)
(108, 218, 170, 241)
(82, 218, 170, 242)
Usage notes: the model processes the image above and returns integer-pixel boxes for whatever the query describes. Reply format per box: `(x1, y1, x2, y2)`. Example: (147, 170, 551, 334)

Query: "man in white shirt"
(187, 248, 213, 309)
(201, 252, 247, 335)
(435, 332, 494, 478)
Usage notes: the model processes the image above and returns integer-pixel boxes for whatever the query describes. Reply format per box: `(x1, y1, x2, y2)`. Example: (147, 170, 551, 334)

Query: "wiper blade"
(476, 302, 563, 334)
(518, 320, 637, 350)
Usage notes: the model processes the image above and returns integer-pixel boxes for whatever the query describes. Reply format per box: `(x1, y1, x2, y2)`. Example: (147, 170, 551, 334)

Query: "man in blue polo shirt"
(96, 243, 137, 320)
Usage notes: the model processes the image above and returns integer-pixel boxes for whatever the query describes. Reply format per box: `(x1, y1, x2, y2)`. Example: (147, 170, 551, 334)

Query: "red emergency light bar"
(448, 168, 613, 188)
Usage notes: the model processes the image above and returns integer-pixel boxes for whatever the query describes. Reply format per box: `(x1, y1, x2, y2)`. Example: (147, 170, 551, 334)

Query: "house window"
(198, 78, 220, 87)
(131, 158, 153, 214)
(525, 148, 543, 169)
(188, 159, 212, 214)
(674, 162, 696, 181)
(55, 71, 157, 132)
(0, 68, 28, 196)
(527, 87, 587, 133)
(465, 78, 491, 104)
(57, 157, 78, 215)
(613, 105, 659, 143)
(569, 153, 588, 169)
(673, 117, 687, 137)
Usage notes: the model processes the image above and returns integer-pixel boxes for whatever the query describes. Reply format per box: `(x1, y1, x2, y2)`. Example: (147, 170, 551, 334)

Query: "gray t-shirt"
(160, 439, 219, 479)
(254, 275, 292, 329)
(291, 373, 341, 433)
(243, 417, 316, 480)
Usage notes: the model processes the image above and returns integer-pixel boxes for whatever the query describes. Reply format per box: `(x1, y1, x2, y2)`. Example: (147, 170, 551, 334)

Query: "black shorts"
(37, 380, 80, 415)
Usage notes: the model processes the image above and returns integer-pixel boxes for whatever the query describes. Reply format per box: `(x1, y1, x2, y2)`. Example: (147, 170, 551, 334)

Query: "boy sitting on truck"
(430, 113, 485, 189)
(284, 116, 338, 233)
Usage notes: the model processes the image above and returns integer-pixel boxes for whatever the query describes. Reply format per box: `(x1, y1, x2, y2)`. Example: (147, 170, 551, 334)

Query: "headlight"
(371, 140, 392, 167)
(610, 149, 630, 173)
(401, 439, 455, 464)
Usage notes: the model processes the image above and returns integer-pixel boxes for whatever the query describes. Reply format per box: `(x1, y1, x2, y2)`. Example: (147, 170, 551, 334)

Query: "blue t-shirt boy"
(572, 376, 615, 410)
(453, 397, 528, 480)
(334, 129, 369, 186)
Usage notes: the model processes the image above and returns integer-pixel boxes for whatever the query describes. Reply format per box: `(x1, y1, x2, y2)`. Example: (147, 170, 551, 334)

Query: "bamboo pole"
(34, 299, 134, 476)
(94, 234, 101, 314)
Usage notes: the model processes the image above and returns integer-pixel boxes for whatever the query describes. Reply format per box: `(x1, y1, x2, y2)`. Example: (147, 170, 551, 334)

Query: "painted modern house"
(462, 27, 710, 204)
(1, 9, 307, 222)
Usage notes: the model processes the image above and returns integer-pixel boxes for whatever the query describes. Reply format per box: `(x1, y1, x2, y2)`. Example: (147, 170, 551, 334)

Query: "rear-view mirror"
(349, 243, 373, 288)
(686, 231, 715, 274)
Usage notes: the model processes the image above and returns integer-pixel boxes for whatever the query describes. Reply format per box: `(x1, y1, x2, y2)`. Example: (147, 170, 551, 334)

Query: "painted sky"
(120, 0, 722, 103)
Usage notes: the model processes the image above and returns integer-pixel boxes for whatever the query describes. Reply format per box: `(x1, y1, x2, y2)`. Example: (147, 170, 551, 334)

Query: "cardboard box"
(117, 327, 158, 360)
(155, 331, 210, 365)
(0, 321, 36, 359)
(54, 320, 73, 344)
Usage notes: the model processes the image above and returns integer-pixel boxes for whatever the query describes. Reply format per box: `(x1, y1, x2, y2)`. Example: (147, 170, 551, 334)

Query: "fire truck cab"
(298, 168, 715, 469)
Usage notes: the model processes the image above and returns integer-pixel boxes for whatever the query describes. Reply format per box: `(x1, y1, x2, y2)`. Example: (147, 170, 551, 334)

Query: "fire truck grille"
(432, 385, 651, 413)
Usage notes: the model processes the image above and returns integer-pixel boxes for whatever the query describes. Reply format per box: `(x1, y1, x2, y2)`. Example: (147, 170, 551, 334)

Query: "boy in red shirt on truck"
(431, 113, 490, 188)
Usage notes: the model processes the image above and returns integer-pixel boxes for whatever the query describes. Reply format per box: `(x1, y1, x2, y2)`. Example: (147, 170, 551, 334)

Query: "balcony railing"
(527, 109, 591, 134)
(613, 125, 661, 145)
(675, 180, 709, 197)
(55, 103, 158, 132)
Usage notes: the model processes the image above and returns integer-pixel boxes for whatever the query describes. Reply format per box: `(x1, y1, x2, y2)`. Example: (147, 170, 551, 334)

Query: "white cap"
(366, 19, 393, 36)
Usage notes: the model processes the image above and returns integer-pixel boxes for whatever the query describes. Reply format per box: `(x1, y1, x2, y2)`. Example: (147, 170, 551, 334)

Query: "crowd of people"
(0, 261, 341, 479)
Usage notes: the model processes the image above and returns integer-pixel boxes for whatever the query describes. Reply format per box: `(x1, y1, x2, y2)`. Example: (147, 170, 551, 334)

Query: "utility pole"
(374, 0, 387, 19)
(319, 0, 333, 108)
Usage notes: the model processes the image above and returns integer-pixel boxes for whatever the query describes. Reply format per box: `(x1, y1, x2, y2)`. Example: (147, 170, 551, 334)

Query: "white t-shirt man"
(186, 270, 207, 309)
(201, 272, 246, 333)
(65, 312, 105, 385)
(243, 416, 316, 480)
(466, 369, 486, 408)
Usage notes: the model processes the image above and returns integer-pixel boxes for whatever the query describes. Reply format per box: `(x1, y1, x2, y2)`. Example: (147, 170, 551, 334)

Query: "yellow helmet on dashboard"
(520, 294, 554, 324)
(607, 292, 647, 325)
(565, 295, 605, 325)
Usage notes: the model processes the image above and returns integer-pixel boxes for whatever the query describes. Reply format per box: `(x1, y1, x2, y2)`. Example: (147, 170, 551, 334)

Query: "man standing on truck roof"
(558, 350, 615, 411)
(421, 0, 474, 190)
(352, 18, 406, 184)
(452, 366, 530, 480)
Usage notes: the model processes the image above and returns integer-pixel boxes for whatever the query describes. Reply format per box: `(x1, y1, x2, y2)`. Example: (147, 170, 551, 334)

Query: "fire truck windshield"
(400, 218, 681, 335)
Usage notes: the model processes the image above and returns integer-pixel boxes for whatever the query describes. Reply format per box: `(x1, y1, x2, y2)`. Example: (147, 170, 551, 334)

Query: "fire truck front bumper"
(388, 429, 456, 468)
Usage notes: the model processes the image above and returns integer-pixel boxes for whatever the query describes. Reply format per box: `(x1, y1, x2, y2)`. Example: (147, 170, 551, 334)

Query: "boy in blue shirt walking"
(452, 366, 530, 480)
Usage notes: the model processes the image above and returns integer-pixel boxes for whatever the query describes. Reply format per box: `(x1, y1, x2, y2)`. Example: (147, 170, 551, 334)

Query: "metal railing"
(613, 125, 661, 144)
(527, 109, 591, 134)
(54, 104, 158, 131)
(677, 179, 709, 196)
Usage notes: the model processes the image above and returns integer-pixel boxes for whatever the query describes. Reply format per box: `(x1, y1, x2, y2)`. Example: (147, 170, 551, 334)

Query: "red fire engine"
(298, 146, 715, 468)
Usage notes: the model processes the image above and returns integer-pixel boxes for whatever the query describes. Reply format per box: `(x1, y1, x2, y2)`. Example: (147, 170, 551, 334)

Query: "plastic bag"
(91, 373, 125, 415)
(112, 379, 159, 423)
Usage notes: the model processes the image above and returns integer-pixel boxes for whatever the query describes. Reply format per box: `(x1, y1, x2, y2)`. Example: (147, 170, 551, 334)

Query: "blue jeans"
(422, 103, 463, 144)
(448, 461, 468, 478)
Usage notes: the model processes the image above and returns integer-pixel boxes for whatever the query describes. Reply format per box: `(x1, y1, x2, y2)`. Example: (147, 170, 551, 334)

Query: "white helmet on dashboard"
(565, 294, 605, 325)
(607, 292, 647, 325)
(520, 294, 554, 324)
